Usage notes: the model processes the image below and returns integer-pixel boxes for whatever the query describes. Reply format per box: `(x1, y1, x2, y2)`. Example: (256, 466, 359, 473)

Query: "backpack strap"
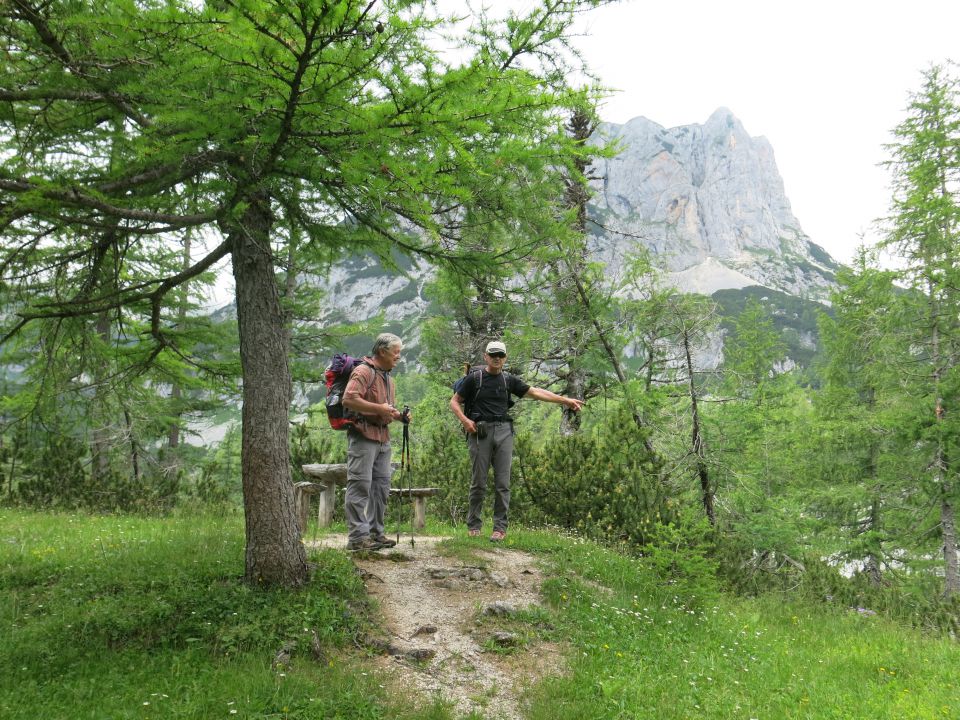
(469, 368, 483, 406)
(464, 368, 514, 418)
(353, 360, 394, 411)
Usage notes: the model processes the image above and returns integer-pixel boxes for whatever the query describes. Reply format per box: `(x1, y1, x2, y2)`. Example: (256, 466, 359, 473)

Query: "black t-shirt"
(459, 369, 530, 419)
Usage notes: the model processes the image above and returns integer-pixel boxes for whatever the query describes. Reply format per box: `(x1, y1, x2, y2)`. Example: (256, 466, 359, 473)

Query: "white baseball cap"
(485, 340, 507, 354)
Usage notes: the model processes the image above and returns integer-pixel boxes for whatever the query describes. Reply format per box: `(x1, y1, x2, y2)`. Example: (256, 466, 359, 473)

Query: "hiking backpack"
(324, 353, 366, 430)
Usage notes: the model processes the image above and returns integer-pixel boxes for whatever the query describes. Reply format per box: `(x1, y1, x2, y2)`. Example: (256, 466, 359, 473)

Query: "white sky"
(570, 0, 959, 264)
(207, 1, 957, 307)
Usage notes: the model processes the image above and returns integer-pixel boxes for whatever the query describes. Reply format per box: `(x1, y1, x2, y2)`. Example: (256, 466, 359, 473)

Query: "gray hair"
(371, 332, 403, 357)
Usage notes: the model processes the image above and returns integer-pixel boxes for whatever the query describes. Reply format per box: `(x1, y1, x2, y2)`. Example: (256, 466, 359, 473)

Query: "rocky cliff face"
(293, 109, 838, 340)
(589, 108, 838, 301)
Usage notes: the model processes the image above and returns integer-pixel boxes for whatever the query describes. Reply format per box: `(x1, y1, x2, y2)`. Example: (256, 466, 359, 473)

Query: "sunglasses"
(488, 352, 506, 358)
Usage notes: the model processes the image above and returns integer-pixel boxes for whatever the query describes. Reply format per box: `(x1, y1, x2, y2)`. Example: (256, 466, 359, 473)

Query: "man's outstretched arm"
(524, 387, 584, 412)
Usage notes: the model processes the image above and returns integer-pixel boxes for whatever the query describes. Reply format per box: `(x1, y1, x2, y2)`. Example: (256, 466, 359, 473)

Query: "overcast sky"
(207, 1, 957, 307)
(569, 0, 959, 264)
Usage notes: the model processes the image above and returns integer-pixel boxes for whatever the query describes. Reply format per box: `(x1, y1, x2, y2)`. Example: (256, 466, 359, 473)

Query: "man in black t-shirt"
(449, 340, 584, 541)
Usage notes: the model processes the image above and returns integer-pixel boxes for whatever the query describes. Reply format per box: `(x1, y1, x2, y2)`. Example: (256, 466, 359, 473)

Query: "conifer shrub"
(12, 431, 87, 508)
(794, 560, 960, 637)
(714, 538, 960, 637)
(290, 418, 346, 475)
(518, 407, 668, 546)
(10, 431, 177, 512)
(4, 417, 184, 512)
(188, 425, 243, 507)
(407, 386, 474, 524)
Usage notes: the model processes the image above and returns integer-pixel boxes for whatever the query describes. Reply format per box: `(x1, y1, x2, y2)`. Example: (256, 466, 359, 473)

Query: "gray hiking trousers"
(466, 420, 514, 532)
(345, 431, 392, 542)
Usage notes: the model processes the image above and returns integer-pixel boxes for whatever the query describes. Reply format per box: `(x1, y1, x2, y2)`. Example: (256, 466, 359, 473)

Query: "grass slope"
(2, 512, 957, 719)
(0, 510, 446, 720)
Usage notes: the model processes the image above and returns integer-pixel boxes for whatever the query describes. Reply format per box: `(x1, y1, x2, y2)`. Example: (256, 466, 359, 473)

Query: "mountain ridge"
(588, 107, 837, 300)
(209, 109, 840, 365)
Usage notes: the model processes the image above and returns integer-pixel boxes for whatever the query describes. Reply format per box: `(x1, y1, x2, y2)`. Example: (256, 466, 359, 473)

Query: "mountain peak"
(706, 106, 738, 123)
(589, 111, 836, 301)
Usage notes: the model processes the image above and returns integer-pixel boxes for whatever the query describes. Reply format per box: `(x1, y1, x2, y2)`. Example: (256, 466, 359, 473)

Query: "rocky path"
(310, 534, 564, 719)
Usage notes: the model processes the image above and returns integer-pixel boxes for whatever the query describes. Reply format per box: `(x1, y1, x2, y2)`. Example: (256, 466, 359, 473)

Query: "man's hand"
(373, 403, 400, 424)
(565, 397, 585, 412)
(462, 418, 477, 434)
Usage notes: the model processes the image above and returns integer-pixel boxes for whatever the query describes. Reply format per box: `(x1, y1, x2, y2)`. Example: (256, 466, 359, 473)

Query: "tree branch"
(0, 88, 107, 101)
(11, 0, 152, 127)
(2, 239, 233, 344)
(0, 177, 218, 229)
(149, 239, 233, 338)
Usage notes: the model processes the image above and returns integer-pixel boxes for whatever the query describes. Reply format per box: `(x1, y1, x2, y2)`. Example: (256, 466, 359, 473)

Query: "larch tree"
(665, 293, 720, 525)
(814, 252, 912, 584)
(0, 0, 607, 586)
(880, 63, 960, 596)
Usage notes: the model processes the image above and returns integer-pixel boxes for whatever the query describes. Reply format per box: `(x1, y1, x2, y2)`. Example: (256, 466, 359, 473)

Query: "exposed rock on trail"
(311, 534, 564, 719)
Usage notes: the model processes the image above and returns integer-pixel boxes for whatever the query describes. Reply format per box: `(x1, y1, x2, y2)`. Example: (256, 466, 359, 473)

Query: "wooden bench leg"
(413, 496, 426, 531)
(317, 480, 336, 528)
(295, 487, 310, 534)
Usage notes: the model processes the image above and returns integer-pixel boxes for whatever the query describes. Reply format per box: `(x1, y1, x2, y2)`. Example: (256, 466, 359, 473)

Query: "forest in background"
(1, 2, 959, 636)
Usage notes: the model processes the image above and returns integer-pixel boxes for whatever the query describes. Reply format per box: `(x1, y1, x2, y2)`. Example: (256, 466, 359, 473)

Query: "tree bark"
(559, 369, 584, 436)
(864, 433, 883, 586)
(230, 192, 308, 587)
(565, 265, 653, 453)
(683, 327, 714, 525)
(90, 311, 113, 485)
(166, 230, 192, 453)
(942, 492, 959, 597)
(556, 106, 592, 437)
(123, 407, 141, 486)
(160, 230, 192, 488)
(929, 289, 959, 596)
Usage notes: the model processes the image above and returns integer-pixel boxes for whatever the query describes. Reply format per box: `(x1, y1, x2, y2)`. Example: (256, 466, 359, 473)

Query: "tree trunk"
(230, 193, 308, 587)
(559, 368, 584, 436)
(160, 231, 192, 488)
(928, 291, 958, 596)
(6, 431, 19, 498)
(123, 408, 141, 486)
(166, 230, 192, 453)
(565, 265, 654, 453)
(864, 434, 883, 586)
(864, 494, 883, 585)
(556, 106, 591, 437)
(90, 311, 113, 485)
(683, 328, 714, 524)
(942, 492, 959, 597)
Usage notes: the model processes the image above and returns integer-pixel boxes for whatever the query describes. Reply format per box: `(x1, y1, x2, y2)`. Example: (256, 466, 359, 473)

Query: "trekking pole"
(400, 406, 414, 547)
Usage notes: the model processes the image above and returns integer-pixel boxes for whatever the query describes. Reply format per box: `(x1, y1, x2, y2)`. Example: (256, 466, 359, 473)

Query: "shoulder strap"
(470, 368, 483, 404)
(350, 361, 376, 392)
(360, 359, 394, 406)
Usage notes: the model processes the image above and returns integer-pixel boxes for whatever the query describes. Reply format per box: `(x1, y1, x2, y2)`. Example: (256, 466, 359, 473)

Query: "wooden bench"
(299, 463, 350, 528)
(388, 487, 440, 531)
(298, 463, 438, 531)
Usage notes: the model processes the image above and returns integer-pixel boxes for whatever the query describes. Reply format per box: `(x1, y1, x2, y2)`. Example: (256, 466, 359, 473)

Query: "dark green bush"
(13, 431, 88, 509)
(408, 386, 474, 524)
(518, 406, 669, 546)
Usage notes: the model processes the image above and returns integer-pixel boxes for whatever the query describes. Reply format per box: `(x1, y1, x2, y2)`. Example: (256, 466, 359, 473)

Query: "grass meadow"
(2, 510, 958, 719)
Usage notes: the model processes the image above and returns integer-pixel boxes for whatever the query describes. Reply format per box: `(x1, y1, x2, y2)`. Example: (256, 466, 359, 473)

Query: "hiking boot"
(347, 536, 385, 552)
(372, 534, 397, 548)
(468, 528, 481, 537)
(489, 530, 506, 542)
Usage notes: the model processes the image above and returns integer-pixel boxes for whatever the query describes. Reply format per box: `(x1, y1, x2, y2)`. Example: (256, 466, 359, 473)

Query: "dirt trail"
(310, 534, 564, 719)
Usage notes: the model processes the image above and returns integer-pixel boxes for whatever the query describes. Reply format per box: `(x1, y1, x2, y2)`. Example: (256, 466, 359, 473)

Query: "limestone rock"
(588, 108, 837, 301)
(483, 601, 517, 617)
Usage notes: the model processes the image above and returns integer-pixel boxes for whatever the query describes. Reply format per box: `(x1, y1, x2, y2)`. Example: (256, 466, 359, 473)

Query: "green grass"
(4, 512, 959, 719)
(0, 509, 451, 720)
(475, 528, 960, 720)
